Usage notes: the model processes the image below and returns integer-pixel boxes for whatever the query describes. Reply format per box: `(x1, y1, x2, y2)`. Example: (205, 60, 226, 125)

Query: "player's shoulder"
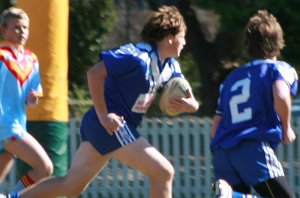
(275, 60, 298, 83)
(108, 42, 151, 62)
(254, 59, 293, 70)
(114, 42, 152, 54)
(0, 43, 13, 57)
(251, 59, 298, 86)
(273, 60, 294, 72)
(221, 66, 244, 83)
(23, 49, 39, 63)
(135, 42, 153, 52)
(232, 59, 293, 74)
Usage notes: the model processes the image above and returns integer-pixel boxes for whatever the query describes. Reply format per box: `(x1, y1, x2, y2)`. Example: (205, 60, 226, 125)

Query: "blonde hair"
(141, 5, 186, 43)
(0, 7, 29, 27)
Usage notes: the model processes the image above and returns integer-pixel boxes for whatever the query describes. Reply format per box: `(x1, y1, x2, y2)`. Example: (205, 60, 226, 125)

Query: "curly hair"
(141, 5, 186, 43)
(244, 10, 285, 59)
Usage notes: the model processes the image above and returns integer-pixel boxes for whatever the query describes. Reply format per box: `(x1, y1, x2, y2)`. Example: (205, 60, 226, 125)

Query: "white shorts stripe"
(262, 142, 284, 179)
(115, 122, 136, 147)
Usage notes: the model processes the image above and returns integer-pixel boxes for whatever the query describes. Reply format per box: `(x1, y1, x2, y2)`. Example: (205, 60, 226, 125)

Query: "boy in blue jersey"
(9, 5, 199, 198)
(211, 10, 297, 198)
(0, 7, 53, 192)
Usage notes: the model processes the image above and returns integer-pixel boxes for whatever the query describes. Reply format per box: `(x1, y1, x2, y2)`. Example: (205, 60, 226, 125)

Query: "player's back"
(221, 60, 276, 127)
(211, 59, 298, 150)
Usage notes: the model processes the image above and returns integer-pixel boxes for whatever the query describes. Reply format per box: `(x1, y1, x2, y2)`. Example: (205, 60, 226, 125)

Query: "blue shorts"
(0, 126, 25, 153)
(80, 108, 140, 155)
(213, 139, 284, 186)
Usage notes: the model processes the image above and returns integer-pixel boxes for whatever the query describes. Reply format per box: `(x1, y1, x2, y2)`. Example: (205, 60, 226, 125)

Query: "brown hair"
(0, 7, 29, 28)
(141, 5, 186, 43)
(244, 10, 285, 59)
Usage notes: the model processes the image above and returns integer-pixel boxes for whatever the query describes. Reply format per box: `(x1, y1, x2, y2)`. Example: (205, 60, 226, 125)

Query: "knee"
(40, 158, 54, 177)
(151, 163, 175, 182)
(45, 161, 54, 176)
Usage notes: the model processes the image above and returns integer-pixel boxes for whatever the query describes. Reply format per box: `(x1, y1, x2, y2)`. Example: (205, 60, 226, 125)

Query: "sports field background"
(2, 115, 299, 198)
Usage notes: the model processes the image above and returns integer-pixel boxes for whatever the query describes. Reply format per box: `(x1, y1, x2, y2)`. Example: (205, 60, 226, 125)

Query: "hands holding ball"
(159, 77, 200, 116)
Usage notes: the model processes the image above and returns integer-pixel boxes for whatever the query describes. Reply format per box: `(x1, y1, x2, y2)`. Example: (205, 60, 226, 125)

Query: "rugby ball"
(159, 77, 191, 116)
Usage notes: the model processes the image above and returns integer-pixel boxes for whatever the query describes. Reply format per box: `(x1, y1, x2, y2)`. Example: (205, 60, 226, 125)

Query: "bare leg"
(111, 137, 174, 198)
(19, 138, 173, 198)
(19, 142, 110, 198)
(5, 133, 53, 181)
(0, 151, 15, 183)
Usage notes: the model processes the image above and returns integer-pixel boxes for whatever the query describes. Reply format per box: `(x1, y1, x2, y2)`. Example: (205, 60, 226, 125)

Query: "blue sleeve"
(101, 52, 143, 78)
(26, 60, 43, 97)
(100, 44, 147, 78)
(274, 62, 298, 96)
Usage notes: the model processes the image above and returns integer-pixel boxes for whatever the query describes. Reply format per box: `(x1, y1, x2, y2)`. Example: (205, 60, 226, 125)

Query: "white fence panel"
(1, 116, 299, 198)
(66, 116, 299, 198)
(66, 116, 300, 198)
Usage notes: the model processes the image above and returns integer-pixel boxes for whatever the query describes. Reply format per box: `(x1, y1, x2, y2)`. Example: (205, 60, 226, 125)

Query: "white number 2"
(229, 78, 252, 124)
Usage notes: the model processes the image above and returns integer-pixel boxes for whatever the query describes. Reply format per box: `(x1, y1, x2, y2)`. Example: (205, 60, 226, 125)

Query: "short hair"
(244, 10, 285, 59)
(141, 5, 187, 43)
(0, 7, 29, 27)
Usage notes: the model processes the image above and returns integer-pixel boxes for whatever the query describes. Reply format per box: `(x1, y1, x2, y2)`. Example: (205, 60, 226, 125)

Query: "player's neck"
(156, 40, 171, 62)
(271, 56, 277, 60)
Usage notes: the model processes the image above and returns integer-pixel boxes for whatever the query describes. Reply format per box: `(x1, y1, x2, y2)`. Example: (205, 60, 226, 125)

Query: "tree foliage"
(194, 0, 300, 67)
(2, 0, 300, 117)
(0, 0, 13, 39)
(0, 0, 12, 12)
(69, 0, 115, 91)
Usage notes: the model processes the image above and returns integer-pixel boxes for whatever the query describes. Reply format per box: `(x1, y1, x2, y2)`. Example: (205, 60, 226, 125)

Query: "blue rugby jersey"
(0, 41, 42, 140)
(211, 59, 298, 151)
(99, 42, 183, 127)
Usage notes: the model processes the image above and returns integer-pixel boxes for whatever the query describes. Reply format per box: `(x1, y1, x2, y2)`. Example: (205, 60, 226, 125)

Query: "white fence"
(69, 117, 214, 198)
(1, 116, 300, 198)
(69, 116, 300, 198)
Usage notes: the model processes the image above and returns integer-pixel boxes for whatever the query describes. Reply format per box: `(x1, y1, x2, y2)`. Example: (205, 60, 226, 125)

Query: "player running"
(0, 7, 53, 192)
(211, 10, 297, 198)
(7, 5, 199, 198)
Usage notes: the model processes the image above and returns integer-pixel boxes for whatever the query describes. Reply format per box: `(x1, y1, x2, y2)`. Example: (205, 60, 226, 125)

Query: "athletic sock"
(12, 174, 35, 192)
(5, 192, 20, 198)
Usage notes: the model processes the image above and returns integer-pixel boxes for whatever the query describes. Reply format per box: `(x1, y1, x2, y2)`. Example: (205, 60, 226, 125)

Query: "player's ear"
(167, 34, 174, 45)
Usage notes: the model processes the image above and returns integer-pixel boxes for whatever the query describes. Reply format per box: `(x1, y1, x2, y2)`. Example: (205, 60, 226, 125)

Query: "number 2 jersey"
(211, 59, 298, 151)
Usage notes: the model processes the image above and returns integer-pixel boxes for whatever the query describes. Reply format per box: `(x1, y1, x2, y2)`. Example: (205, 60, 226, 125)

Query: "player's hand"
(282, 126, 296, 144)
(168, 90, 199, 113)
(99, 113, 124, 135)
(26, 89, 40, 107)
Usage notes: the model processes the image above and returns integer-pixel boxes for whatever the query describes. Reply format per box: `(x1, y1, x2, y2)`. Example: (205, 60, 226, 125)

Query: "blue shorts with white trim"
(213, 139, 284, 186)
(80, 108, 140, 155)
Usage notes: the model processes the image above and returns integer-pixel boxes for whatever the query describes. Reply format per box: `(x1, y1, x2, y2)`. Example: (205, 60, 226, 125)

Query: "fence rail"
(1, 116, 300, 198)
(63, 116, 300, 198)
